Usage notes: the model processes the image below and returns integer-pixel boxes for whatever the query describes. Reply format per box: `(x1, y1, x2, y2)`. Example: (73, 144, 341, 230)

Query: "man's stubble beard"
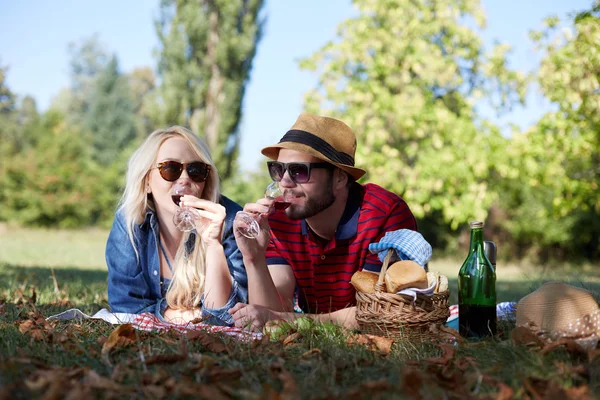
(286, 176, 336, 220)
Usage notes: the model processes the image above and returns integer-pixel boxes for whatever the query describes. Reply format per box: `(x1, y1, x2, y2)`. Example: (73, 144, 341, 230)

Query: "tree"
(0, 64, 19, 156)
(155, 0, 265, 179)
(501, 3, 600, 259)
(300, 0, 526, 230)
(85, 56, 137, 166)
(128, 67, 159, 139)
(66, 35, 110, 127)
(0, 110, 105, 227)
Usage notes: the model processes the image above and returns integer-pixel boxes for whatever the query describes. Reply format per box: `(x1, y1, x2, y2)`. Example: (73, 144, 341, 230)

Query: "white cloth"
(396, 280, 436, 303)
(46, 308, 137, 324)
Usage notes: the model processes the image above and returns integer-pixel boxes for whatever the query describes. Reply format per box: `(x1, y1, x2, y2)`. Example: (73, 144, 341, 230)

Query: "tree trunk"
(204, 9, 224, 154)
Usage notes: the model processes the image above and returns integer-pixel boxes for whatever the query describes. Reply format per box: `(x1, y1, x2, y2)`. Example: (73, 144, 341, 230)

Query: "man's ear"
(334, 168, 349, 189)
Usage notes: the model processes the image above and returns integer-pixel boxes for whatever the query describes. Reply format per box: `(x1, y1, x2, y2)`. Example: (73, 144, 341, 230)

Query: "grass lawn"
(1, 226, 599, 398)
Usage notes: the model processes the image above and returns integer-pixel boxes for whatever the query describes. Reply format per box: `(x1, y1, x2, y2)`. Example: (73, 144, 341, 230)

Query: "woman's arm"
(202, 242, 232, 308)
(180, 196, 233, 310)
(106, 211, 157, 314)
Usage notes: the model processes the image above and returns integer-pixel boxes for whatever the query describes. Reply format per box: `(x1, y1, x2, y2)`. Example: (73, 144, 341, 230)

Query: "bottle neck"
(469, 228, 484, 253)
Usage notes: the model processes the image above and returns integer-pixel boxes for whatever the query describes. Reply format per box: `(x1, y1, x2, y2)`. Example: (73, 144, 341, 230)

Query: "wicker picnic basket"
(355, 249, 450, 342)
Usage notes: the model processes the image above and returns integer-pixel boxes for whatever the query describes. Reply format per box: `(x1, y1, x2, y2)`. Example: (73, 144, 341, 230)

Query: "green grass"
(432, 259, 600, 305)
(1, 226, 599, 399)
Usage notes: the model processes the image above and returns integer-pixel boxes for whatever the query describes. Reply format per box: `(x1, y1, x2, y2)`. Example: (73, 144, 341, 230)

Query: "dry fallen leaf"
(541, 339, 587, 360)
(510, 326, 545, 348)
(424, 343, 455, 365)
(400, 368, 425, 400)
(301, 348, 322, 359)
(18, 316, 59, 343)
(343, 378, 391, 400)
(346, 334, 394, 354)
(205, 367, 243, 384)
(177, 383, 231, 400)
(428, 323, 465, 344)
(85, 369, 125, 392)
(493, 381, 514, 400)
(523, 376, 549, 399)
(282, 332, 302, 346)
(142, 385, 168, 399)
(269, 359, 299, 400)
(482, 375, 515, 400)
(561, 384, 591, 399)
(187, 353, 217, 372)
(145, 353, 187, 366)
(186, 330, 230, 354)
(101, 324, 136, 365)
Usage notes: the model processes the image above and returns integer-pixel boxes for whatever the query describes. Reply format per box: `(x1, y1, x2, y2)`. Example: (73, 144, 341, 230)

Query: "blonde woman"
(106, 126, 247, 325)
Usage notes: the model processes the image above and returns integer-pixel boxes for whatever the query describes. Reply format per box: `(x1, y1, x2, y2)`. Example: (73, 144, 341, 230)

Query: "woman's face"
(147, 136, 206, 221)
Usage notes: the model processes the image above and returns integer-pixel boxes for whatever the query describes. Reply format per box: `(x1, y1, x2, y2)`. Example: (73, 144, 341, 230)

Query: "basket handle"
(374, 248, 394, 293)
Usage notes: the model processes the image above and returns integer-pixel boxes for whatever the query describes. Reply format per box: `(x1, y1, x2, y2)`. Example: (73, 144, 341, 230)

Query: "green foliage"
(500, 2, 600, 259)
(127, 67, 160, 139)
(64, 36, 110, 127)
(0, 110, 118, 228)
(221, 166, 272, 207)
(85, 57, 137, 166)
(155, 0, 265, 180)
(0, 64, 20, 157)
(300, 0, 526, 230)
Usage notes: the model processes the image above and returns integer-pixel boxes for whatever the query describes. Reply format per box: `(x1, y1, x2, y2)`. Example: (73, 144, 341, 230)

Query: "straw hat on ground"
(261, 113, 366, 180)
(516, 281, 600, 350)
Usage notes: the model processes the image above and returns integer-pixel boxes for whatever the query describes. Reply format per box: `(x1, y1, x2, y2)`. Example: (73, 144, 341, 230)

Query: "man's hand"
(228, 302, 280, 332)
(233, 198, 273, 262)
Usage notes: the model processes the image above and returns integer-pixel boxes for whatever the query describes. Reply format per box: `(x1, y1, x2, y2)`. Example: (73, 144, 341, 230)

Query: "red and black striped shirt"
(265, 183, 417, 314)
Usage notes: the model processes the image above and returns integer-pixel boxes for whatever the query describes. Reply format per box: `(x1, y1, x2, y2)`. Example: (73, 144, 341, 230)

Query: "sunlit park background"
(1, 0, 599, 298)
(1, 1, 600, 397)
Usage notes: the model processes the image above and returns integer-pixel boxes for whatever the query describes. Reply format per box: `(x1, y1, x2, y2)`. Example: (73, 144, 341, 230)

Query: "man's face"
(275, 149, 335, 220)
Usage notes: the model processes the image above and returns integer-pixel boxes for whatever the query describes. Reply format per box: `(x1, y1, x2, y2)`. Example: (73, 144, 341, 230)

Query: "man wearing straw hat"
(230, 113, 417, 330)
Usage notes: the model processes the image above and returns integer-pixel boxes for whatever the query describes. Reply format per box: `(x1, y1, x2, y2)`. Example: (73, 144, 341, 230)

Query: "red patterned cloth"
(132, 312, 262, 341)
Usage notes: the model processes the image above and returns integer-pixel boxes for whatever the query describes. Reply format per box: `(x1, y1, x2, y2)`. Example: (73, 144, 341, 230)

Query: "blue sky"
(0, 0, 592, 171)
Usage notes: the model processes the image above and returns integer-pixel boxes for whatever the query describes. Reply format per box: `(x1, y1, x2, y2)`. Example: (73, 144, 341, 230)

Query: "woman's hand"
(180, 196, 226, 246)
(233, 198, 273, 262)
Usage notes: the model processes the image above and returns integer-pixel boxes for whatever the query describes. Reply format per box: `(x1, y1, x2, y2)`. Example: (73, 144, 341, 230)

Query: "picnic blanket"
(47, 308, 262, 340)
(368, 229, 432, 267)
(445, 302, 517, 330)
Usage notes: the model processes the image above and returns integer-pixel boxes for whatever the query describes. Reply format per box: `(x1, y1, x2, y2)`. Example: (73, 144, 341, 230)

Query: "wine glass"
(236, 182, 293, 239)
(171, 184, 198, 232)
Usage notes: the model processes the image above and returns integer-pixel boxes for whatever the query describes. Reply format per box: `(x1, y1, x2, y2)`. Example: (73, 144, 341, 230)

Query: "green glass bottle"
(458, 221, 497, 338)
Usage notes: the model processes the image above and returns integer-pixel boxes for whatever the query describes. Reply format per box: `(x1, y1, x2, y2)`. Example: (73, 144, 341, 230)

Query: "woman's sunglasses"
(155, 161, 210, 183)
(267, 161, 333, 184)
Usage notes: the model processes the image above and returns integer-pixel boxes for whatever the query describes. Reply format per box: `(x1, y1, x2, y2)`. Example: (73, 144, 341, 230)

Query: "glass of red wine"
(171, 184, 198, 232)
(236, 181, 292, 239)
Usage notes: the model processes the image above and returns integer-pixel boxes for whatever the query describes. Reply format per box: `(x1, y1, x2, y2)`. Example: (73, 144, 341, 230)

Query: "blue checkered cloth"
(368, 229, 432, 267)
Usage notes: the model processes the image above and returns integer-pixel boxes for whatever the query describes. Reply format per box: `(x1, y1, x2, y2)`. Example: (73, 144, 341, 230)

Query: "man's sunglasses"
(155, 161, 211, 183)
(267, 161, 333, 184)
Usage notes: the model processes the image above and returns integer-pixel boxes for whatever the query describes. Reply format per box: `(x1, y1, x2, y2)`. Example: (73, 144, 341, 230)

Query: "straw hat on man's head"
(516, 281, 600, 350)
(261, 113, 366, 180)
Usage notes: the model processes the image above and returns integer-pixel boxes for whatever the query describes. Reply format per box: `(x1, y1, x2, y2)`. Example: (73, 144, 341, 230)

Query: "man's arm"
(229, 303, 358, 330)
(244, 257, 296, 312)
(283, 307, 357, 329)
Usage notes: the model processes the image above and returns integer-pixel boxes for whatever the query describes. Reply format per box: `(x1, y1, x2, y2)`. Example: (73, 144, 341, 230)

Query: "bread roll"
(438, 274, 449, 292)
(350, 270, 379, 293)
(384, 260, 428, 293)
(427, 271, 440, 292)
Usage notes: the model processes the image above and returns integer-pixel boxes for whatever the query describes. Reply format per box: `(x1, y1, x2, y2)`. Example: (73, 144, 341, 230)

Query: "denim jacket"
(105, 195, 247, 326)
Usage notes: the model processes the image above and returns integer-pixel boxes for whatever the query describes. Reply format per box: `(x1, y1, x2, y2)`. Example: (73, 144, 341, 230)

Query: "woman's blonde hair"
(118, 126, 220, 310)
